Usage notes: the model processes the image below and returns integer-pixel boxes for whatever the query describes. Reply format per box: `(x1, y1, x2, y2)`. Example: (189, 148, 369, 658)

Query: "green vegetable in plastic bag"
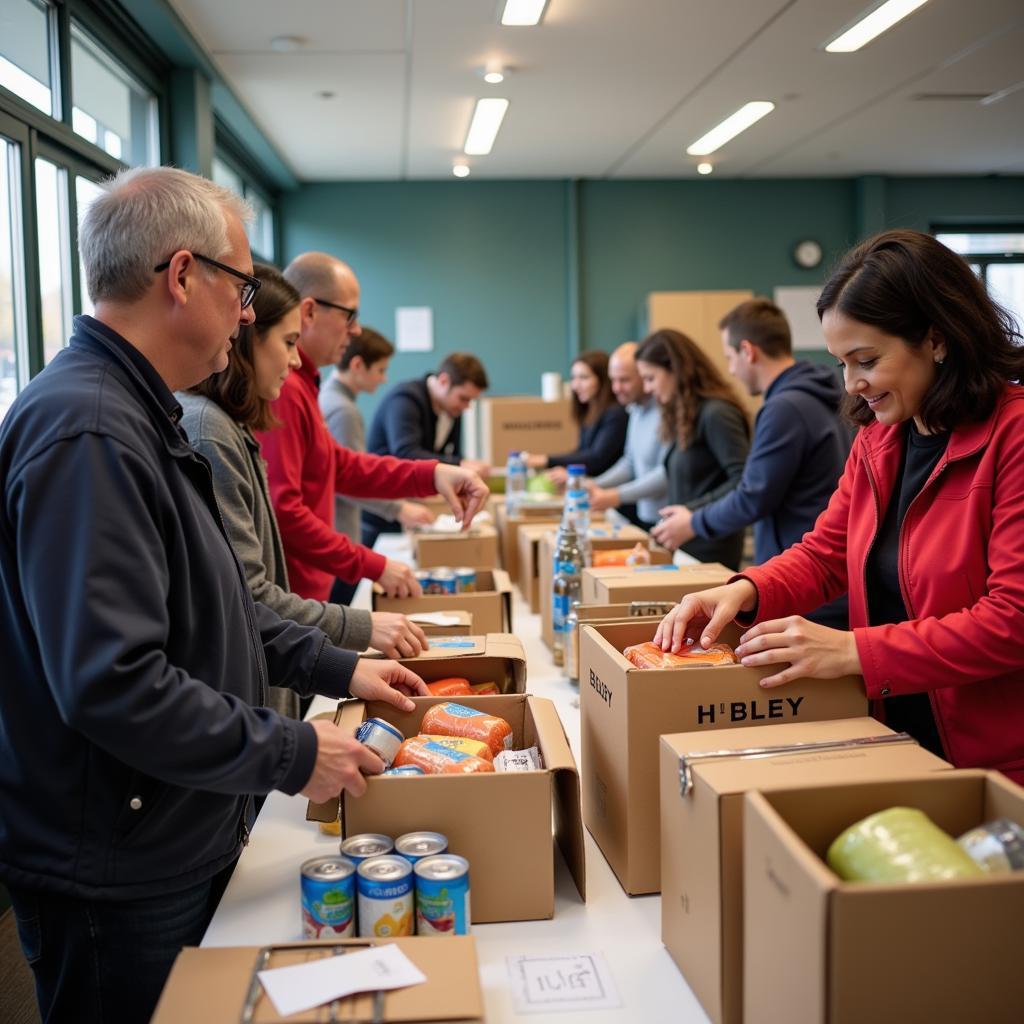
(827, 807, 986, 883)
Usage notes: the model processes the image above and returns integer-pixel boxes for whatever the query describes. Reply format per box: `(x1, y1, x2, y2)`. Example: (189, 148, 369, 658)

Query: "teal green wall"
(282, 175, 1024, 420)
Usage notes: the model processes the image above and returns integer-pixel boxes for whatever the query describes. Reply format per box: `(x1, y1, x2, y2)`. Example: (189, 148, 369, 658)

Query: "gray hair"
(79, 166, 253, 304)
(283, 252, 355, 299)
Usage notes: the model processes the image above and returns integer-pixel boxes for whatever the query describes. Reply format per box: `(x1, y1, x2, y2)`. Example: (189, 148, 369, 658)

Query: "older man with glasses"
(0, 167, 434, 1024)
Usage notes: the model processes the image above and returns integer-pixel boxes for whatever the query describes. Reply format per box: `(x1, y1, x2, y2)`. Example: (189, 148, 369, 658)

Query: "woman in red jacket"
(655, 229, 1024, 779)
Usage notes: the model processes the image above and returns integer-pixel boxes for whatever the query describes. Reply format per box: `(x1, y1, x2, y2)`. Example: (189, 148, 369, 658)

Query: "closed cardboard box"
(398, 633, 527, 694)
(151, 938, 484, 1023)
(412, 524, 500, 570)
(581, 563, 733, 605)
(478, 396, 578, 467)
(660, 720, 950, 1024)
(494, 500, 564, 582)
(406, 610, 473, 636)
(374, 569, 512, 634)
(579, 620, 868, 895)
(307, 694, 586, 924)
(744, 771, 1024, 1024)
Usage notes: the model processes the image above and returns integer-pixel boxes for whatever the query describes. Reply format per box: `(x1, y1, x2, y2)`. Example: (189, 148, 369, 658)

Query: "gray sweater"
(593, 398, 668, 524)
(178, 393, 374, 658)
(319, 373, 402, 542)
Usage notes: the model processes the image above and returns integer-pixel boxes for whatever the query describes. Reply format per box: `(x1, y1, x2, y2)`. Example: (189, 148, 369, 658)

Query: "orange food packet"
(392, 736, 495, 774)
(623, 640, 737, 669)
(469, 681, 500, 695)
(425, 677, 473, 697)
(420, 702, 514, 757)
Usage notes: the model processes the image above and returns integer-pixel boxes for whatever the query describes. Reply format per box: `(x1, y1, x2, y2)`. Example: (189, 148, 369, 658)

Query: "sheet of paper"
(258, 943, 426, 1017)
(407, 612, 462, 625)
(422, 511, 492, 533)
(506, 952, 622, 1014)
(395, 306, 433, 352)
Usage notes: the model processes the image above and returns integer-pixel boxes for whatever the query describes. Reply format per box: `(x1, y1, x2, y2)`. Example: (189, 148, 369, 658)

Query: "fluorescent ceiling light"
(501, 0, 548, 26)
(825, 0, 930, 53)
(464, 98, 509, 155)
(686, 102, 775, 157)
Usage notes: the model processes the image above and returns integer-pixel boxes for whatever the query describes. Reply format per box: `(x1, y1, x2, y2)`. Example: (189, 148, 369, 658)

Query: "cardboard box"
(581, 562, 733, 605)
(413, 524, 500, 570)
(374, 569, 512, 634)
(399, 634, 527, 694)
(518, 522, 656, 614)
(494, 500, 564, 582)
(151, 937, 484, 1023)
(477, 395, 578, 467)
(744, 771, 1024, 1024)
(308, 694, 586, 924)
(659, 720, 950, 1024)
(579, 620, 869, 895)
(406, 610, 473, 636)
(570, 599, 677, 681)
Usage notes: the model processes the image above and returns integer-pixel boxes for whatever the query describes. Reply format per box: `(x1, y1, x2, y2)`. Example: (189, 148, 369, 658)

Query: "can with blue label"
(301, 855, 356, 939)
(357, 855, 414, 937)
(355, 717, 404, 768)
(395, 831, 448, 865)
(383, 765, 425, 776)
(414, 854, 471, 936)
(453, 567, 477, 593)
(428, 568, 458, 594)
(340, 833, 394, 865)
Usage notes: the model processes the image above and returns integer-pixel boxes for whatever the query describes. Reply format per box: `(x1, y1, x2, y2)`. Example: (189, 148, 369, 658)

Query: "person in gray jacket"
(180, 266, 430, 703)
(319, 328, 434, 605)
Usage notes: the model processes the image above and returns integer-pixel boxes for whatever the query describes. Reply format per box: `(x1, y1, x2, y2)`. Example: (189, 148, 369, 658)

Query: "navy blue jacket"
(691, 361, 853, 624)
(547, 403, 629, 477)
(0, 317, 356, 899)
(367, 376, 461, 464)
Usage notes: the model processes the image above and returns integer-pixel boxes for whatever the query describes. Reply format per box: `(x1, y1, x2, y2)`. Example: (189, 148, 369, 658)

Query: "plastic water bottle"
(564, 464, 591, 566)
(506, 450, 527, 513)
(552, 520, 582, 668)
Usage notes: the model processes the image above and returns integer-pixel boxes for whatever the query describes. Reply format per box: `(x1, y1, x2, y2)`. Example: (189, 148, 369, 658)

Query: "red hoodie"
(259, 348, 438, 600)
(741, 384, 1024, 782)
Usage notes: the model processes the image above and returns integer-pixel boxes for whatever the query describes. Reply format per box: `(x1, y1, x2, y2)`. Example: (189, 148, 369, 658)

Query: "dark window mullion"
(23, 128, 45, 379)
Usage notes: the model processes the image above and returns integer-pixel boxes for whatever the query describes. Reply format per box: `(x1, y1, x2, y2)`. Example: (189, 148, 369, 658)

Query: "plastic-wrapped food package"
(392, 736, 495, 775)
(425, 677, 473, 697)
(470, 681, 501, 695)
(417, 734, 494, 762)
(623, 640, 737, 669)
(420, 702, 514, 756)
(827, 807, 985, 883)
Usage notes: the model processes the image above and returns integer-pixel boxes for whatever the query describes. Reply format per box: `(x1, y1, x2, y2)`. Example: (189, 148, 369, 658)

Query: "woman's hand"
(547, 466, 568, 488)
(397, 502, 435, 529)
(653, 579, 758, 652)
(523, 452, 549, 470)
(735, 617, 862, 687)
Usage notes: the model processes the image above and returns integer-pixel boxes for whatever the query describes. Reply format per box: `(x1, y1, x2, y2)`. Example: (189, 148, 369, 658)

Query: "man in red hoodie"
(259, 252, 487, 603)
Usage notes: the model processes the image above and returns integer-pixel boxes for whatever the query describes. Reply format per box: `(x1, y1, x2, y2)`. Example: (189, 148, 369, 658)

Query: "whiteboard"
(774, 285, 826, 351)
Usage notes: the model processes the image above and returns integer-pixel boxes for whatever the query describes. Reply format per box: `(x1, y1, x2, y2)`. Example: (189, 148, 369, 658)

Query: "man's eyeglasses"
(313, 297, 359, 325)
(153, 253, 261, 310)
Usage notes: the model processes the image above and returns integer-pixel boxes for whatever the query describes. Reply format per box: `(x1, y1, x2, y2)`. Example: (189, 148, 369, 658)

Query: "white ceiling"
(168, 0, 1024, 181)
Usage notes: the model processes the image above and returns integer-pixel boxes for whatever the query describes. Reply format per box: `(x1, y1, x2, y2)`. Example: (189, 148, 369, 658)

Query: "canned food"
(428, 568, 458, 595)
(383, 765, 425, 776)
(301, 856, 356, 938)
(395, 831, 448, 865)
(355, 717, 404, 768)
(357, 855, 414, 937)
(453, 567, 477, 593)
(958, 818, 1024, 873)
(340, 833, 394, 865)
(414, 854, 471, 936)
(413, 568, 432, 586)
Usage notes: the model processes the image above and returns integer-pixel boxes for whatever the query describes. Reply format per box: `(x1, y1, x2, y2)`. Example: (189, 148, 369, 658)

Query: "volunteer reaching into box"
(655, 229, 1024, 779)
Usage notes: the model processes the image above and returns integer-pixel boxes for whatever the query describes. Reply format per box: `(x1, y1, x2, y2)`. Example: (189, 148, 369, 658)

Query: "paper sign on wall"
(774, 285, 825, 351)
(396, 307, 434, 352)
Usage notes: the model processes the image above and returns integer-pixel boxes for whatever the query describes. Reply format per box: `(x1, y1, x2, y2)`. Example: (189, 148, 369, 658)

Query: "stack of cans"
(420, 567, 477, 594)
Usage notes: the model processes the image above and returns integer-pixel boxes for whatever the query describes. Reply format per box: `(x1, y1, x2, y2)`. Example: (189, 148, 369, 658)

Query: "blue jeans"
(9, 862, 235, 1024)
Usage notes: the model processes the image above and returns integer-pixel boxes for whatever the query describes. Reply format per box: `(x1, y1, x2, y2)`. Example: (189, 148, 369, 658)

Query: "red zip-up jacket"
(741, 383, 1024, 781)
(259, 348, 438, 601)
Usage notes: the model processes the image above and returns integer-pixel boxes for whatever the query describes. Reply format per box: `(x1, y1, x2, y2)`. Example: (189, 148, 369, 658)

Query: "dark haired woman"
(655, 229, 1024, 778)
(179, 265, 429, 717)
(637, 329, 750, 569)
(524, 350, 628, 478)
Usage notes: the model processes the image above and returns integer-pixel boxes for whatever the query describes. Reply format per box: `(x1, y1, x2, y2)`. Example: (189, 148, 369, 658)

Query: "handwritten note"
(506, 952, 622, 1014)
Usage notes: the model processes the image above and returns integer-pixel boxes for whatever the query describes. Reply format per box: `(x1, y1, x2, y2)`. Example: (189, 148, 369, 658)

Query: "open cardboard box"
(571, 599, 677, 678)
(744, 770, 1024, 1024)
(581, 562, 733, 604)
(413, 524, 500, 570)
(150, 937, 483, 1023)
(306, 694, 586, 923)
(373, 569, 512, 634)
(579, 620, 868, 895)
(659, 719, 950, 1024)
(407, 610, 473, 637)
(398, 634, 527, 694)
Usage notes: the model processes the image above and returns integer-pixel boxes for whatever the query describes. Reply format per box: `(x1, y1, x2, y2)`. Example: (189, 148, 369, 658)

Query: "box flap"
(527, 696, 587, 903)
(406, 637, 487, 658)
(304, 703, 358, 824)
(150, 937, 483, 1024)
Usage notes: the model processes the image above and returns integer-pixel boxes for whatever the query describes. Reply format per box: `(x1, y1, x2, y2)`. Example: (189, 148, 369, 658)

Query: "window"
(70, 22, 158, 167)
(936, 231, 1024, 337)
(0, 135, 28, 422)
(213, 153, 276, 261)
(0, 0, 54, 117)
(35, 157, 73, 363)
(75, 174, 102, 317)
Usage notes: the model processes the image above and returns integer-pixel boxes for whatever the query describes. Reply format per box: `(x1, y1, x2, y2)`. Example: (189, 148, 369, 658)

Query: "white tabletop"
(203, 533, 711, 1024)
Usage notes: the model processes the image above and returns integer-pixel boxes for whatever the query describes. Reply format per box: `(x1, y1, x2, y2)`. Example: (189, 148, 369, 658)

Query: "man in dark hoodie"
(652, 298, 851, 626)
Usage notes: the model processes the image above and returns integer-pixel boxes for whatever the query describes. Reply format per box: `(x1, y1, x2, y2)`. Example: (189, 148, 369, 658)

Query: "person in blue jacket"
(0, 167, 428, 1024)
(652, 298, 852, 626)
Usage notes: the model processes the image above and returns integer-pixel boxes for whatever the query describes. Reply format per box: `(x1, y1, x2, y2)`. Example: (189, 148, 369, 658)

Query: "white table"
(203, 535, 711, 1024)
